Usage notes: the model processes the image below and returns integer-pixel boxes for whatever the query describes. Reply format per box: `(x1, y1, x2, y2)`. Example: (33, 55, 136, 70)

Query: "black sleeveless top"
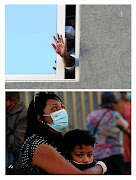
(17, 133, 64, 174)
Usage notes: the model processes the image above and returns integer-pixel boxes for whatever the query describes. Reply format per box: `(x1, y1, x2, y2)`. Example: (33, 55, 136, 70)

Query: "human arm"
(32, 144, 103, 175)
(51, 34, 75, 67)
(115, 120, 130, 137)
(114, 112, 130, 136)
(83, 164, 103, 175)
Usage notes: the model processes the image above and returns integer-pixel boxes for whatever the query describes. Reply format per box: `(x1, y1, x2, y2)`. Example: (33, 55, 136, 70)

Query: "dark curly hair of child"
(63, 129, 96, 160)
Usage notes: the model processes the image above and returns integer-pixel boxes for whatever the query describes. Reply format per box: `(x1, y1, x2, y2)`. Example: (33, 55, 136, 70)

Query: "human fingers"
(57, 33, 61, 43)
(60, 34, 64, 43)
(64, 38, 67, 46)
(51, 43, 56, 51)
(53, 36, 58, 44)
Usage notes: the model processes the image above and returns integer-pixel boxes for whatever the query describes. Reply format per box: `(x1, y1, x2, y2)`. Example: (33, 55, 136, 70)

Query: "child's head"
(63, 129, 96, 164)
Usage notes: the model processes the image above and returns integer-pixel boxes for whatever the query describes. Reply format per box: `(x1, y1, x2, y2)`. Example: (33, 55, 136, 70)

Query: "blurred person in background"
(6, 92, 27, 167)
(86, 92, 130, 175)
(113, 92, 131, 174)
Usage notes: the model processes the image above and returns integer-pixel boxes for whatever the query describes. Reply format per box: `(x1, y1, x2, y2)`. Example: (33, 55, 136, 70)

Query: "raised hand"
(51, 34, 75, 67)
(51, 34, 67, 58)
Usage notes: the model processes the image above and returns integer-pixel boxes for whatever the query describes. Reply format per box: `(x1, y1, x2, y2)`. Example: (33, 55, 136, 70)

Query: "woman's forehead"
(46, 99, 62, 106)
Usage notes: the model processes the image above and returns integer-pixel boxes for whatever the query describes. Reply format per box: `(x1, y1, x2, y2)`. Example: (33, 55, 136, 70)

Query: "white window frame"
(5, 4, 79, 82)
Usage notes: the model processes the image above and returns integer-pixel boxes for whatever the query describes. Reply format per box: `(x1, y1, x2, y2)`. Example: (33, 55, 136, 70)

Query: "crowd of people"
(6, 92, 131, 175)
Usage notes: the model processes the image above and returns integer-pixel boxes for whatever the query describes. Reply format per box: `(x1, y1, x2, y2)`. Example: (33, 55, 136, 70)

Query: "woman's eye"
(51, 106, 58, 110)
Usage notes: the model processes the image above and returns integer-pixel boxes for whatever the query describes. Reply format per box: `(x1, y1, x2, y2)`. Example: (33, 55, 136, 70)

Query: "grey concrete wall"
(6, 5, 131, 89)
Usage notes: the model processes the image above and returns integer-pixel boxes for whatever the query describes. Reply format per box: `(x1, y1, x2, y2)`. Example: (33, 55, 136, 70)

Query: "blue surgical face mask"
(125, 92, 131, 100)
(43, 109, 68, 132)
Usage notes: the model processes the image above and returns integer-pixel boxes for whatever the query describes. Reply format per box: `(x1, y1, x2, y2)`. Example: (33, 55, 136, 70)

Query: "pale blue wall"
(5, 5, 57, 74)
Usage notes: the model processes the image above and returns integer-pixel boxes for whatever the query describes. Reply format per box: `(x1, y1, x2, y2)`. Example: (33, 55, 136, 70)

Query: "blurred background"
(7, 91, 123, 132)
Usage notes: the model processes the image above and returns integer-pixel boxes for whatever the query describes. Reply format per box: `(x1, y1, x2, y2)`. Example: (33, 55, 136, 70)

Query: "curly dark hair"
(63, 129, 96, 159)
(24, 92, 62, 140)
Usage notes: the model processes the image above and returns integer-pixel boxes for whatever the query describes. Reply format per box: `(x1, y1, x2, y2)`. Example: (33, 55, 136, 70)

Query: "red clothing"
(122, 104, 131, 162)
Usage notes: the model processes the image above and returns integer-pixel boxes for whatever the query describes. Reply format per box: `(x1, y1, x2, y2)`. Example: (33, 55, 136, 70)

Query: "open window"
(5, 4, 79, 81)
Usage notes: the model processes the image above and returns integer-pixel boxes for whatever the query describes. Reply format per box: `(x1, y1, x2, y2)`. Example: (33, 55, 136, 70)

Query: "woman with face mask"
(9, 92, 103, 175)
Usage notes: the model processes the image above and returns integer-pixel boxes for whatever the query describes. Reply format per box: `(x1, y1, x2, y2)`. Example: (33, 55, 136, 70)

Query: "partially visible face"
(42, 99, 64, 124)
(6, 99, 11, 108)
(71, 144, 93, 164)
(6, 98, 15, 112)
